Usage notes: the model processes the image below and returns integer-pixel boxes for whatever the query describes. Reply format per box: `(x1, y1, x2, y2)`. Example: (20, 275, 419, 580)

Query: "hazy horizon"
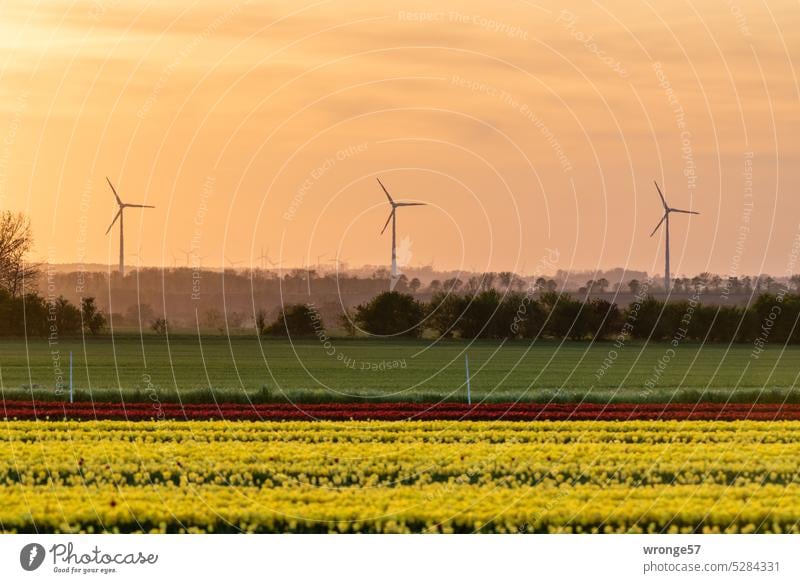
(37, 260, 795, 286)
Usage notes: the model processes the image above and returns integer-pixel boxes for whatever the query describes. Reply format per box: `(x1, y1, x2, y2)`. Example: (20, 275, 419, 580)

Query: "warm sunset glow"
(1, 0, 798, 277)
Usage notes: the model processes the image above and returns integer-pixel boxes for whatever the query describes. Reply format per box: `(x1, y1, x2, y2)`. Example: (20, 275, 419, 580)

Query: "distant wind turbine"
(179, 248, 208, 269)
(178, 248, 192, 266)
(376, 178, 425, 290)
(105, 177, 154, 277)
(257, 247, 269, 270)
(328, 257, 348, 271)
(225, 256, 244, 270)
(650, 181, 699, 294)
(194, 253, 209, 269)
(129, 250, 143, 268)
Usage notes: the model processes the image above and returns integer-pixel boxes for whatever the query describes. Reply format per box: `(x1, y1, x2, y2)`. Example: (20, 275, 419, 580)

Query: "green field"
(0, 335, 798, 403)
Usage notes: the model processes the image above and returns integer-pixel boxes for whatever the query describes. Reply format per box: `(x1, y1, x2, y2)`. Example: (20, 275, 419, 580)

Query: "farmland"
(2, 419, 800, 533)
(1, 335, 798, 403)
(3, 335, 797, 535)
(6, 400, 800, 421)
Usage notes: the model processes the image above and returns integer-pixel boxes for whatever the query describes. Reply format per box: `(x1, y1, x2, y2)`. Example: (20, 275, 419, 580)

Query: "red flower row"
(2, 400, 799, 422)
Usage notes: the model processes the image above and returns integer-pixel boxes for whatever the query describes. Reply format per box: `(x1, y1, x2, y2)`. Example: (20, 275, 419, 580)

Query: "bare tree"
(150, 317, 169, 335)
(0, 211, 39, 296)
(338, 307, 357, 336)
(481, 272, 497, 291)
(443, 278, 462, 293)
(256, 310, 268, 335)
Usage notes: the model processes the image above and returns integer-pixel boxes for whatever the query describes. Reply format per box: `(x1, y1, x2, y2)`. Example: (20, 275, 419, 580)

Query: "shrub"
(81, 297, 106, 335)
(150, 318, 169, 335)
(264, 304, 320, 337)
(425, 291, 466, 338)
(541, 293, 588, 339)
(354, 292, 424, 337)
(584, 298, 622, 340)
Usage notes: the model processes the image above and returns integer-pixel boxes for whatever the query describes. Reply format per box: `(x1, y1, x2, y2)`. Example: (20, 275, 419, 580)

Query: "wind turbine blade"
(395, 202, 425, 207)
(649, 214, 667, 237)
(125, 204, 155, 209)
(653, 181, 668, 210)
(380, 210, 394, 235)
(376, 178, 394, 204)
(106, 177, 123, 206)
(105, 209, 122, 235)
(670, 208, 699, 215)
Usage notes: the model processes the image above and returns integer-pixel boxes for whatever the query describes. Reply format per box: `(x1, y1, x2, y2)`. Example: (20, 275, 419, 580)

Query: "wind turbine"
(225, 256, 244, 271)
(129, 250, 143, 269)
(650, 181, 699, 294)
(194, 253, 209, 269)
(376, 177, 425, 290)
(179, 248, 208, 269)
(257, 247, 269, 270)
(328, 257, 348, 271)
(177, 249, 188, 266)
(105, 177, 154, 277)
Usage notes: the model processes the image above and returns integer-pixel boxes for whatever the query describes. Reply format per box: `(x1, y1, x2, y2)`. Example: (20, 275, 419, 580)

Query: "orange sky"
(1, 0, 798, 277)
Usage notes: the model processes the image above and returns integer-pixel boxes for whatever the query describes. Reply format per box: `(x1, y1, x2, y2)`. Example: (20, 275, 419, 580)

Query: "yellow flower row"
(1, 420, 799, 533)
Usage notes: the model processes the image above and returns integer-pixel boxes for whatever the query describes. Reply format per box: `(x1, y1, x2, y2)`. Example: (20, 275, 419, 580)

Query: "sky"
(0, 0, 798, 278)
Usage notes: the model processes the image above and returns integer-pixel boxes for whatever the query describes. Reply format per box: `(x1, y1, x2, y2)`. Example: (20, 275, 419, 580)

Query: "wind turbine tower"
(650, 181, 699, 294)
(376, 178, 425, 290)
(105, 177, 154, 277)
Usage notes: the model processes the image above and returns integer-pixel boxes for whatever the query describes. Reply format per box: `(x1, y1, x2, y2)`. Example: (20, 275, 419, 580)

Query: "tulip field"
(2, 336, 799, 534)
(5, 400, 800, 421)
(2, 418, 800, 533)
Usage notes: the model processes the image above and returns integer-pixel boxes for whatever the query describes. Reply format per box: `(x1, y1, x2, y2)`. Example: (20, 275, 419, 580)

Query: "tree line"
(264, 289, 800, 344)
